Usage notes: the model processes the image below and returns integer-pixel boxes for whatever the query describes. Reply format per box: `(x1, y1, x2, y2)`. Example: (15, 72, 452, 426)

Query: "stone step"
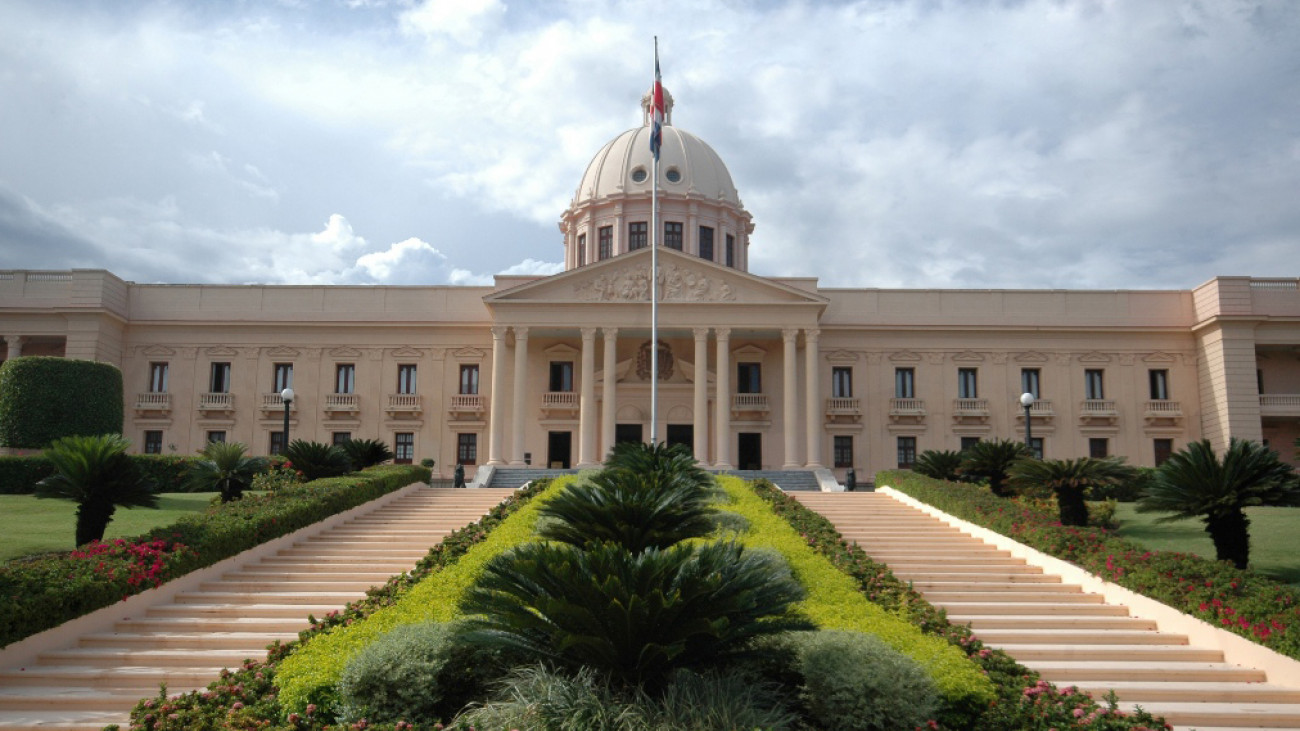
(973, 628, 1187, 645)
(928, 601, 1131, 616)
(247, 559, 414, 571)
(926, 591, 1106, 604)
(0, 665, 216, 689)
(220, 570, 397, 582)
(173, 591, 359, 605)
(199, 579, 380, 592)
(1030, 661, 1267, 683)
(1064, 681, 1300, 704)
(145, 603, 334, 619)
(994, 644, 1224, 662)
(79, 631, 296, 650)
(1124, 701, 1300, 729)
(911, 580, 1077, 592)
(37, 647, 254, 668)
(117, 616, 309, 633)
(0, 709, 133, 731)
(0, 688, 170, 712)
(910, 572, 1060, 584)
(951, 615, 1157, 631)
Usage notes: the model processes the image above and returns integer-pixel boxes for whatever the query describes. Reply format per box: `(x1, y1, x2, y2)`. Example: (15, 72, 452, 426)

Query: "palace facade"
(2, 89, 1298, 481)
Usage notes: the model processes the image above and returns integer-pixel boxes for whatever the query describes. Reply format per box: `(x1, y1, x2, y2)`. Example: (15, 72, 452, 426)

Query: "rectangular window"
(1149, 369, 1169, 400)
(958, 368, 978, 399)
(897, 437, 917, 470)
(549, 361, 574, 392)
(1021, 368, 1041, 399)
(148, 363, 169, 393)
(577, 233, 586, 266)
(332, 432, 352, 446)
(457, 433, 478, 465)
(894, 368, 915, 399)
(628, 221, 647, 250)
(206, 431, 226, 444)
(1029, 437, 1044, 459)
(335, 363, 355, 394)
(725, 234, 735, 267)
(833, 435, 853, 468)
(398, 364, 418, 394)
(737, 362, 761, 394)
(394, 433, 414, 464)
(273, 363, 294, 392)
(209, 362, 231, 393)
(459, 364, 480, 395)
(144, 430, 163, 454)
(269, 431, 286, 456)
(698, 226, 714, 261)
(960, 436, 981, 451)
(664, 222, 683, 250)
(831, 367, 852, 398)
(598, 226, 613, 260)
(1089, 438, 1109, 459)
(1154, 438, 1173, 466)
(1085, 369, 1105, 399)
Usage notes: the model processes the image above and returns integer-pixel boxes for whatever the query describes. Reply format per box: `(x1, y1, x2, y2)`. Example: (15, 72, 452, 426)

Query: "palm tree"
(960, 439, 1030, 497)
(341, 438, 394, 469)
(283, 439, 353, 481)
(1137, 438, 1299, 569)
(187, 441, 268, 502)
(1008, 456, 1137, 526)
(912, 450, 964, 482)
(35, 434, 158, 546)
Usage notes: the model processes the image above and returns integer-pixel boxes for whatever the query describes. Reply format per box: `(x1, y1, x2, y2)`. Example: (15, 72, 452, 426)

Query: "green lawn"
(1114, 503, 1300, 587)
(0, 493, 218, 562)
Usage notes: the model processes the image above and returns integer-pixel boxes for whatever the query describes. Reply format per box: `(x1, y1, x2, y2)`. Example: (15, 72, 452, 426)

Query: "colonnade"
(486, 325, 823, 469)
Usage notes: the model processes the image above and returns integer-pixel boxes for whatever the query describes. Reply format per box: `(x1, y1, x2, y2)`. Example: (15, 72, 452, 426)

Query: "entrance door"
(738, 432, 762, 470)
(547, 431, 572, 468)
(666, 424, 693, 455)
(615, 423, 643, 445)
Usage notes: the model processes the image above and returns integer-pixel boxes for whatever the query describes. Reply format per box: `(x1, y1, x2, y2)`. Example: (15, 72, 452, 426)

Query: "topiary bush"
(786, 629, 940, 731)
(0, 357, 123, 448)
(0, 455, 56, 494)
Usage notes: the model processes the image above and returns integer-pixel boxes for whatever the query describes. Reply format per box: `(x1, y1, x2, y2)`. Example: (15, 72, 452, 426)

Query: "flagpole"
(650, 37, 660, 446)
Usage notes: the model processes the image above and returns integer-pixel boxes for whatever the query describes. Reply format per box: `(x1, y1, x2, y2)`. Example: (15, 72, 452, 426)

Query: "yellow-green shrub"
(715, 476, 995, 709)
(274, 476, 577, 712)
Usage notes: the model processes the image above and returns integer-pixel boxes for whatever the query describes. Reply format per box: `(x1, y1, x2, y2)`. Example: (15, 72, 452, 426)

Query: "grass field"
(0, 493, 218, 562)
(1114, 503, 1300, 587)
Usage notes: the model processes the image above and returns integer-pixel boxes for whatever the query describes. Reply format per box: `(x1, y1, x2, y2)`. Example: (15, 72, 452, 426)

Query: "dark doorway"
(615, 423, 643, 445)
(547, 431, 572, 468)
(738, 432, 762, 470)
(666, 424, 693, 455)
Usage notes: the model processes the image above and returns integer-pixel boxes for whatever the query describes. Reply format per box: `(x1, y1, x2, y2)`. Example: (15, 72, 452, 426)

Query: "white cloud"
(400, 0, 505, 44)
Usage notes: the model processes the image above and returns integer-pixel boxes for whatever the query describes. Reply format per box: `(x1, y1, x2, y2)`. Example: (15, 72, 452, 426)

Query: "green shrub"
(131, 455, 197, 493)
(913, 449, 964, 481)
(0, 357, 123, 449)
(36, 433, 159, 546)
(0, 456, 55, 494)
(284, 440, 353, 481)
(340, 438, 394, 469)
(1094, 466, 1157, 502)
(0, 454, 194, 495)
(786, 629, 939, 731)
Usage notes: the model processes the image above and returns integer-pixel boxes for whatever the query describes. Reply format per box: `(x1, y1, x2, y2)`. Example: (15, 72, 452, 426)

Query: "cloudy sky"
(1, 0, 1297, 290)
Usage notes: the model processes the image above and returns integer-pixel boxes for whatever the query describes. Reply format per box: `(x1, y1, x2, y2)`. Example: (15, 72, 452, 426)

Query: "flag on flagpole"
(650, 52, 664, 161)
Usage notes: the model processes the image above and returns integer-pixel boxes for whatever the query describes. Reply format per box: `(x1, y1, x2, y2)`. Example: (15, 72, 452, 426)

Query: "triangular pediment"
(889, 350, 922, 363)
(733, 344, 768, 359)
(952, 350, 985, 363)
(825, 349, 858, 364)
(451, 347, 486, 360)
(389, 346, 425, 358)
(484, 247, 827, 308)
(204, 346, 238, 357)
(544, 343, 580, 359)
(1078, 351, 1112, 363)
(328, 346, 363, 359)
(265, 346, 300, 358)
(1142, 351, 1176, 363)
(141, 345, 175, 356)
(1015, 351, 1049, 363)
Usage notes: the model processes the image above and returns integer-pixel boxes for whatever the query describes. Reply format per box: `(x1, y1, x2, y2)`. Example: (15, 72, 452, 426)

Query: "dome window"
(631, 167, 648, 183)
(665, 167, 682, 183)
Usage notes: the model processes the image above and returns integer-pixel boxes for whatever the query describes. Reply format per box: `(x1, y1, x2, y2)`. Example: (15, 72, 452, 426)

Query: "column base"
(804, 462, 824, 469)
(713, 461, 734, 470)
(782, 462, 801, 470)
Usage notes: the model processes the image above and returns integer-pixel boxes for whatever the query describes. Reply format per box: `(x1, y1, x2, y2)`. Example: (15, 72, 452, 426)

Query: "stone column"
(601, 328, 618, 462)
(804, 329, 823, 468)
(693, 327, 709, 462)
(782, 328, 800, 468)
(510, 327, 529, 465)
(714, 328, 732, 468)
(4, 335, 24, 360)
(578, 328, 599, 466)
(487, 325, 508, 465)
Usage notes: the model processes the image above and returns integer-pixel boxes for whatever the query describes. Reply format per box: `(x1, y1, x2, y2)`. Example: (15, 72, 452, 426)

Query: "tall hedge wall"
(0, 357, 124, 448)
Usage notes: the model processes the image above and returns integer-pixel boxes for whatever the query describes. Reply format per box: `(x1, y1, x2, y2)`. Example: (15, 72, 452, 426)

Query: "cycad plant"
(1008, 456, 1136, 526)
(187, 441, 268, 502)
(35, 433, 158, 546)
(341, 438, 394, 469)
(960, 439, 1031, 497)
(1138, 438, 1298, 569)
(283, 439, 353, 481)
(913, 450, 964, 481)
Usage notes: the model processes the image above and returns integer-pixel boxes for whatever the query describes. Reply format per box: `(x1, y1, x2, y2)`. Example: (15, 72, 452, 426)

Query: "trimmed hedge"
(0, 357, 123, 448)
(0, 464, 429, 648)
(0, 454, 196, 495)
(880, 469, 1300, 661)
(0, 456, 55, 494)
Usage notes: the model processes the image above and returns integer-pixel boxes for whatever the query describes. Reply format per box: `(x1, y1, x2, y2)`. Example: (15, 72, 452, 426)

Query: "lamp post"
(280, 387, 294, 453)
(1020, 392, 1035, 456)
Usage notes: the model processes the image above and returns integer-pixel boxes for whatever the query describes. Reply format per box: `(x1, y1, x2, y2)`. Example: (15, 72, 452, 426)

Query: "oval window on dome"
(631, 168, 648, 183)
(665, 167, 682, 183)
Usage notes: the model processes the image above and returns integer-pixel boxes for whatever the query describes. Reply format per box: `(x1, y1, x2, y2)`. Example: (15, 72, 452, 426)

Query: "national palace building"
(2, 88, 1298, 483)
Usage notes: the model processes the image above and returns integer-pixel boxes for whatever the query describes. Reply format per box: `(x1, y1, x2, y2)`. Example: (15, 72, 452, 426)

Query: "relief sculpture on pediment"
(573, 263, 737, 303)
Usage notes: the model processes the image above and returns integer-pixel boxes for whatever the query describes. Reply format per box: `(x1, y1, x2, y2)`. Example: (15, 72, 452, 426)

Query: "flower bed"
(0, 464, 429, 648)
(880, 469, 1300, 660)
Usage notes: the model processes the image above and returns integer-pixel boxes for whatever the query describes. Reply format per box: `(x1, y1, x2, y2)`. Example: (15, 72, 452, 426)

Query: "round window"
(665, 168, 682, 183)
(631, 168, 648, 183)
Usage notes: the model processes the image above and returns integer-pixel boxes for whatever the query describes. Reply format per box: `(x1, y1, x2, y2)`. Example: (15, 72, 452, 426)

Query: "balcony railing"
(542, 392, 579, 409)
(134, 392, 171, 412)
(1143, 400, 1183, 421)
(825, 397, 861, 415)
(888, 398, 926, 420)
(448, 394, 485, 415)
(1079, 399, 1118, 420)
(731, 393, 769, 413)
(198, 392, 235, 411)
(1260, 394, 1300, 416)
(1015, 399, 1055, 419)
(952, 398, 989, 419)
(386, 393, 422, 412)
(261, 393, 297, 412)
(324, 394, 359, 412)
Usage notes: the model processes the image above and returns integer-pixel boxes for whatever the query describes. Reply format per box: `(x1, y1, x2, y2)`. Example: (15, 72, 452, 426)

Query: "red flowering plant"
(882, 470, 1300, 660)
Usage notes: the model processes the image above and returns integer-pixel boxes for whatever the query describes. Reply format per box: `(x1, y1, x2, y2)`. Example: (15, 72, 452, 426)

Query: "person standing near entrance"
(454, 463, 465, 488)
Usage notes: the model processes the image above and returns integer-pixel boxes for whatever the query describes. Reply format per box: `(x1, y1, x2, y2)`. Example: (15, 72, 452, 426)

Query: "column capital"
(602, 326, 619, 339)
(513, 325, 529, 340)
(580, 327, 598, 341)
(782, 328, 799, 344)
(715, 327, 731, 341)
(804, 328, 821, 345)
(6, 335, 25, 346)
(490, 325, 509, 340)
(693, 327, 710, 341)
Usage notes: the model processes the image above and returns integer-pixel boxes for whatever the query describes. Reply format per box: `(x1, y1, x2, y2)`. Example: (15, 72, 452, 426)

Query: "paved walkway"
(0, 486, 516, 731)
(793, 490, 1300, 731)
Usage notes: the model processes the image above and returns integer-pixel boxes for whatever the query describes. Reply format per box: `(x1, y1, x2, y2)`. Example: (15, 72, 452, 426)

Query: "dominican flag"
(650, 49, 664, 161)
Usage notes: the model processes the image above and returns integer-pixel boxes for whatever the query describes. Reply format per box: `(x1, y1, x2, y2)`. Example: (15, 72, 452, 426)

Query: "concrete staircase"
(483, 468, 578, 489)
(792, 491, 1300, 731)
(0, 487, 516, 731)
(716, 469, 822, 491)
